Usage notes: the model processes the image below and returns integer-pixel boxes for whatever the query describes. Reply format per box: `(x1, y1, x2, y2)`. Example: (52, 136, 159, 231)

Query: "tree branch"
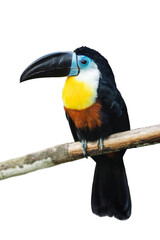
(0, 124, 160, 181)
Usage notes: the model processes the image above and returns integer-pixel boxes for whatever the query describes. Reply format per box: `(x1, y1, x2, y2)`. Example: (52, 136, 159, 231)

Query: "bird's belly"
(64, 102, 102, 130)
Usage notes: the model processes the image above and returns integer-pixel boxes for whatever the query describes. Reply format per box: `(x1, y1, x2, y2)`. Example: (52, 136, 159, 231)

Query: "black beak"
(20, 52, 79, 82)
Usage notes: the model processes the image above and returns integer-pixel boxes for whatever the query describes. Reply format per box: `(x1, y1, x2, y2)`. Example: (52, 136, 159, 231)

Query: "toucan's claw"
(97, 138, 104, 153)
(81, 139, 88, 158)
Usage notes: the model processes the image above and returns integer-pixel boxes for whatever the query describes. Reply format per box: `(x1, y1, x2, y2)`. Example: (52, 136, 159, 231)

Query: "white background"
(0, 0, 160, 239)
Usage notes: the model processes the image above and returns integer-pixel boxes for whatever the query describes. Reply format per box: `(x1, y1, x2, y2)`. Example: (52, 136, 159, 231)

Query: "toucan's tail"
(91, 154, 131, 220)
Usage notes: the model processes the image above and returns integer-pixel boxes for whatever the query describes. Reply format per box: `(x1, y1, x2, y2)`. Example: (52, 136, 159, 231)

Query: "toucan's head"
(20, 46, 115, 110)
(20, 46, 115, 83)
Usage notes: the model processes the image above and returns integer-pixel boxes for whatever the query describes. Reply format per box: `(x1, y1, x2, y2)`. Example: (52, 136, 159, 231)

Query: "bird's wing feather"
(98, 82, 130, 132)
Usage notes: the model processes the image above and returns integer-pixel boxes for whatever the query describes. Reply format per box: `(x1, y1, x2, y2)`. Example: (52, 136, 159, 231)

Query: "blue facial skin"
(69, 54, 93, 76)
(77, 55, 92, 69)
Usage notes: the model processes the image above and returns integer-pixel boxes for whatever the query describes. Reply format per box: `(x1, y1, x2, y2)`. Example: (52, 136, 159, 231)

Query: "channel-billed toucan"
(20, 46, 131, 220)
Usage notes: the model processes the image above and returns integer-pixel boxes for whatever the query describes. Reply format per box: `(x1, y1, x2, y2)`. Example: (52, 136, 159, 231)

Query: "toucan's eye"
(81, 59, 88, 65)
(78, 55, 91, 68)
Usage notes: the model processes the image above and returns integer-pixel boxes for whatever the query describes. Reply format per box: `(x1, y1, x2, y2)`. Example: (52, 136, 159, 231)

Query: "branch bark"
(0, 124, 160, 181)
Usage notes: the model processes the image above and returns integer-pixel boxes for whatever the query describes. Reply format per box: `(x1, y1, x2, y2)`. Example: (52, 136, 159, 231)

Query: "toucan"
(20, 46, 131, 220)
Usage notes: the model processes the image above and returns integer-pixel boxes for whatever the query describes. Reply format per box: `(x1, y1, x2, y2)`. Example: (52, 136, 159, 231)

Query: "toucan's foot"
(81, 139, 88, 157)
(97, 138, 104, 153)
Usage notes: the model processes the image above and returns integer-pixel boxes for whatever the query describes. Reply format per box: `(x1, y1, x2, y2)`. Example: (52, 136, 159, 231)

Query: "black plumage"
(66, 46, 131, 220)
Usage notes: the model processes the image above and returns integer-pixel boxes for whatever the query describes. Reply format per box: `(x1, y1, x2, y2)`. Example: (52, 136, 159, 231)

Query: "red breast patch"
(64, 102, 102, 130)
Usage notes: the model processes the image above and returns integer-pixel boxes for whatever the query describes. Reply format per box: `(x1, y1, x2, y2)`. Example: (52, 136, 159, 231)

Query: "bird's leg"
(97, 138, 104, 153)
(81, 139, 88, 157)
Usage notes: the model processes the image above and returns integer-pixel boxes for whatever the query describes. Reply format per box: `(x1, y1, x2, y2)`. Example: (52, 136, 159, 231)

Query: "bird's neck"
(62, 71, 99, 110)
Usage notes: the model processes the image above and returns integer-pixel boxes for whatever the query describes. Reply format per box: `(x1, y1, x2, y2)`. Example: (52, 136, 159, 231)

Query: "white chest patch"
(75, 67, 100, 89)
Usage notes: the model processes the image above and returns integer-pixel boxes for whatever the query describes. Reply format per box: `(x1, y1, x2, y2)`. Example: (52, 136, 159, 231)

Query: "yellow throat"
(62, 76, 98, 110)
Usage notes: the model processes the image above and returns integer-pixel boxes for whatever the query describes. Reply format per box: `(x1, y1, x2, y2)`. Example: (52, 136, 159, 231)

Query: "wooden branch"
(0, 124, 160, 181)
